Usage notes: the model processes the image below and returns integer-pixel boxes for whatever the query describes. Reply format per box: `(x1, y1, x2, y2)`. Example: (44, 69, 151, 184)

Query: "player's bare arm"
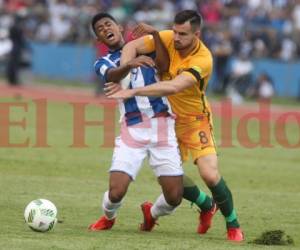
(152, 30, 170, 74)
(132, 23, 170, 73)
(106, 24, 169, 94)
(105, 55, 155, 83)
(120, 37, 154, 66)
(107, 73, 195, 99)
(103, 55, 156, 93)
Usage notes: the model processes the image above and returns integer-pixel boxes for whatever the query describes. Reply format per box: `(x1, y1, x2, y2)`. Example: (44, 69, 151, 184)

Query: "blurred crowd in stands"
(1, 0, 300, 59)
(1, 0, 300, 99)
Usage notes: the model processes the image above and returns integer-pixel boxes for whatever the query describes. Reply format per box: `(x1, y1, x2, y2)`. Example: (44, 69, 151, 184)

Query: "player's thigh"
(149, 136, 183, 205)
(110, 136, 147, 181)
(148, 137, 183, 178)
(178, 141, 189, 162)
(176, 120, 217, 163)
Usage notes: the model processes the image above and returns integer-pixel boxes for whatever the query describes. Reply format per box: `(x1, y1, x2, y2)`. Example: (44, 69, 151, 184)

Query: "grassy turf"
(0, 99, 299, 250)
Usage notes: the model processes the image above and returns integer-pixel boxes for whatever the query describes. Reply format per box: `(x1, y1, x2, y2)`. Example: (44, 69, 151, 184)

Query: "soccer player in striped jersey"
(88, 13, 183, 232)
(108, 10, 244, 242)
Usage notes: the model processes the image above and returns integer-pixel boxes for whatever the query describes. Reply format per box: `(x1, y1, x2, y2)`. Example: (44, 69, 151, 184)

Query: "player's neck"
(109, 39, 125, 52)
(178, 38, 199, 58)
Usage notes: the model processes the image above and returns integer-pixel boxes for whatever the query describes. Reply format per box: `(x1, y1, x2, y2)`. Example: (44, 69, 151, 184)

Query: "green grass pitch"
(0, 99, 299, 250)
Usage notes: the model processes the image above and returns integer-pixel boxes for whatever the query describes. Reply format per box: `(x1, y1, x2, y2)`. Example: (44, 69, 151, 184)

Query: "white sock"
(150, 194, 177, 219)
(102, 191, 122, 220)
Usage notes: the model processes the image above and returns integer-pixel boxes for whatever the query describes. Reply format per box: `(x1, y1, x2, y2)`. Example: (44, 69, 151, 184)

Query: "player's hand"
(107, 89, 135, 100)
(132, 23, 157, 38)
(104, 82, 122, 96)
(127, 55, 155, 68)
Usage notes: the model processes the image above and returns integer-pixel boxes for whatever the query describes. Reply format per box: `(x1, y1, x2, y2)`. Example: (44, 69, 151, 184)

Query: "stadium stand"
(0, 0, 300, 97)
(0, 0, 299, 58)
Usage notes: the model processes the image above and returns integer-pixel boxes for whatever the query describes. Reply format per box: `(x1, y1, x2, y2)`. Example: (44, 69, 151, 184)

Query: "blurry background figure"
(279, 36, 297, 61)
(226, 49, 254, 104)
(5, 14, 31, 86)
(210, 30, 233, 94)
(0, 28, 12, 72)
(248, 73, 275, 101)
(0, 0, 298, 99)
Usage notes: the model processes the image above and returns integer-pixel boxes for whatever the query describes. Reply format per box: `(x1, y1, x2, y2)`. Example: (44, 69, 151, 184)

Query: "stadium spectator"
(210, 30, 233, 93)
(0, 28, 12, 60)
(5, 14, 31, 85)
(248, 73, 275, 101)
(279, 35, 298, 61)
(199, 0, 222, 26)
(226, 49, 254, 104)
(1, 0, 300, 92)
(0, 0, 299, 61)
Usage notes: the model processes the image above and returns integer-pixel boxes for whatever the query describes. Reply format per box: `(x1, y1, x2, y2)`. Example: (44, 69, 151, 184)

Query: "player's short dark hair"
(174, 10, 202, 31)
(91, 12, 117, 34)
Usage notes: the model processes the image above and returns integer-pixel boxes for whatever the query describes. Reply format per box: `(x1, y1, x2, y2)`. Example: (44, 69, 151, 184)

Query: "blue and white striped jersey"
(94, 48, 172, 126)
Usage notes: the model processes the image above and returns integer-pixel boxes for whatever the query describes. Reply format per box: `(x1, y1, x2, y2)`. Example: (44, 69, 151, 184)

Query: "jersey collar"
(190, 39, 201, 56)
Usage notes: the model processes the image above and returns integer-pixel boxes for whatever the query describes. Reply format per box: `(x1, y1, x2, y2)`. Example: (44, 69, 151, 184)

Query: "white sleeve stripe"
(102, 56, 117, 67)
(99, 64, 109, 76)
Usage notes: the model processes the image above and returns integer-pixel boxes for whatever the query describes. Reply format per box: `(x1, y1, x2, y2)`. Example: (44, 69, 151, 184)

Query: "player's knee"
(165, 189, 183, 207)
(167, 195, 182, 207)
(109, 188, 126, 203)
(202, 172, 220, 187)
(197, 158, 220, 186)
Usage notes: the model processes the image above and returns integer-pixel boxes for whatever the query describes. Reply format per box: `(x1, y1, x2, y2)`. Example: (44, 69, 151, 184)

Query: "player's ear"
(195, 30, 201, 38)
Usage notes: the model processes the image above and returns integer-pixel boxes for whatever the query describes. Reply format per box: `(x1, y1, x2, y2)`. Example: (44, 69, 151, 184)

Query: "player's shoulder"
(95, 50, 120, 67)
(103, 50, 121, 62)
(191, 41, 213, 63)
(195, 41, 212, 57)
(159, 30, 174, 36)
(158, 30, 174, 44)
(94, 56, 107, 69)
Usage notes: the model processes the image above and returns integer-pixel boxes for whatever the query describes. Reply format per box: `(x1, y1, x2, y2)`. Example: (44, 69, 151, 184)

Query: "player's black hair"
(174, 10, 202, 31)
(91, 12, 118, 34)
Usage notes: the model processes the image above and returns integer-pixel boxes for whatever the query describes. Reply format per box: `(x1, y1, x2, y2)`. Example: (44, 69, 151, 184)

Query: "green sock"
(209, 177, 240, 228)
(183, 175, 213, 212)
(225, 209, 239, 228)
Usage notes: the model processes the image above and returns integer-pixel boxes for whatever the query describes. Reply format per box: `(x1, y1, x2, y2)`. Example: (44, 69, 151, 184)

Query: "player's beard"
(175, 36, 198, 51)
(174, 42, 190, 50)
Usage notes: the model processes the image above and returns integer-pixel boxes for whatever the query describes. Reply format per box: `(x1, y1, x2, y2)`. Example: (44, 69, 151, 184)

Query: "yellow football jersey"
(144, 30, 213, 119)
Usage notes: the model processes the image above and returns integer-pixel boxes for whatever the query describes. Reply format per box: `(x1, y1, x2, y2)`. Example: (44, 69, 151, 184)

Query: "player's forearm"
(120, 42, 138, 66)
(132, 74, 194, 96)
(106, 64, 131, 82)
(152, 31, 169, 73)
(133, 82, 178, 97)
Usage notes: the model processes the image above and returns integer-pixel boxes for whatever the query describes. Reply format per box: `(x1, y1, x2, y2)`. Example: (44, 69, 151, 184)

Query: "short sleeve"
(94, 58, 115, 82)
(181, 55, 213, 85)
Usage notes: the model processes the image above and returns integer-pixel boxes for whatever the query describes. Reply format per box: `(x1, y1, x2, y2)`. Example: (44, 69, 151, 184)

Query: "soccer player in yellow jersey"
(108, 10, 244, 242)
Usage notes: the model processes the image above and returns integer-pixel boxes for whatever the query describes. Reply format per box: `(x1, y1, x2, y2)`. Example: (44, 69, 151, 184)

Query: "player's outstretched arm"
(105, 55, 155, 83)
(107, 74, 195, 99)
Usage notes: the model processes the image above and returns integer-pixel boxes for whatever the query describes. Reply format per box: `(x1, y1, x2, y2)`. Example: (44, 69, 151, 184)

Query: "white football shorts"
(110, 116, 183, 180)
